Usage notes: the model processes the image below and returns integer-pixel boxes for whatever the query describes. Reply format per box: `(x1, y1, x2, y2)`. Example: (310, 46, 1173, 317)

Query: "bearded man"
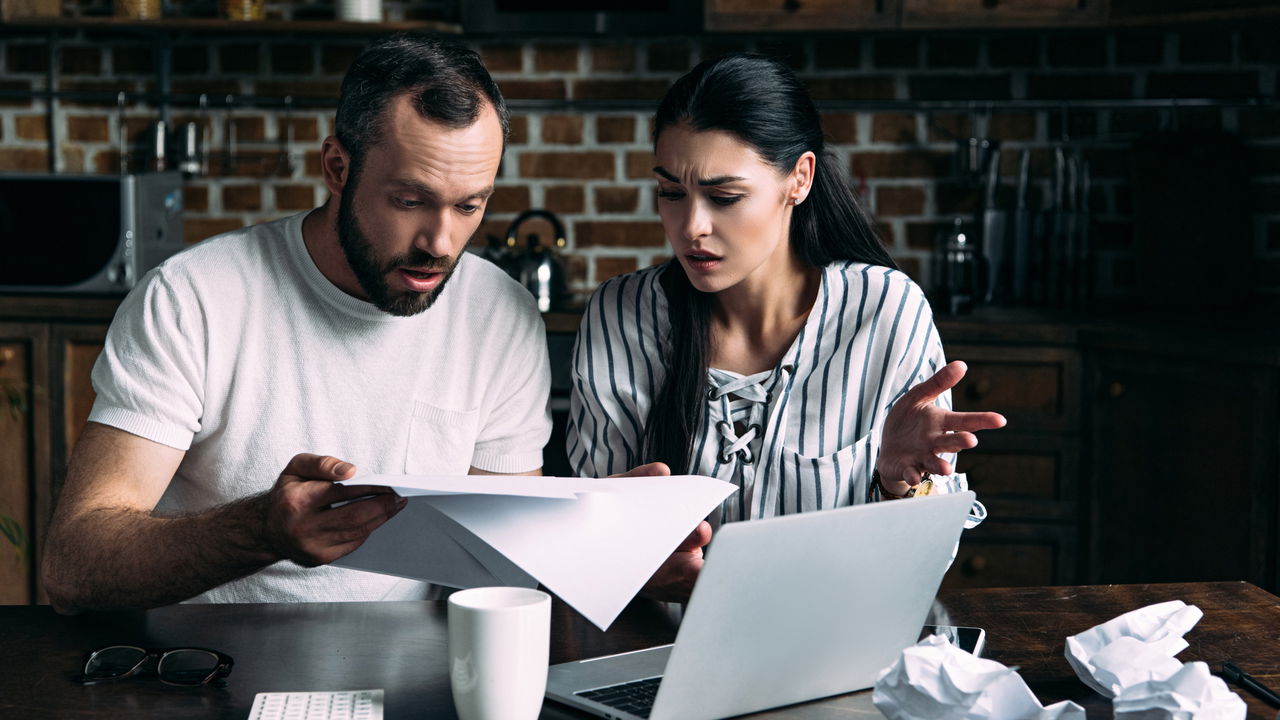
(42, 36, 551, 611)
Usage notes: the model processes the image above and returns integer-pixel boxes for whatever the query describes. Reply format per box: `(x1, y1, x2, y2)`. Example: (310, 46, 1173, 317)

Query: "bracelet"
(872, 470, 909, 500)
(872, 470, 933, 501)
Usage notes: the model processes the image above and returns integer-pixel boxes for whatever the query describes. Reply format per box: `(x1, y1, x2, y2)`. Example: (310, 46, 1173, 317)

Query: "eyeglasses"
(77, 645, 234, 686)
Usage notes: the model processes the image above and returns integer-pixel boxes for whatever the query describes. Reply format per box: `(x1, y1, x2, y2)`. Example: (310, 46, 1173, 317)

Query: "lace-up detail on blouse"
(708, 369, 773, 464)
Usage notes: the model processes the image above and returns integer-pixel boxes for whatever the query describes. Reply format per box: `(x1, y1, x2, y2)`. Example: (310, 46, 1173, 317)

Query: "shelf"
(0, 15, 461, 34)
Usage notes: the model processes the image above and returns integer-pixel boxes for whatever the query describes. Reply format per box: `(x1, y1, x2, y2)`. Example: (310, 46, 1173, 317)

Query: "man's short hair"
(335, 35, 509, 179)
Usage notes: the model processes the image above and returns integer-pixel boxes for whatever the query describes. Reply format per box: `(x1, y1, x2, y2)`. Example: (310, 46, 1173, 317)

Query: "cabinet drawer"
(947, 345, 1080, 433)
(941, 521, 1077, 589)
(957, 433, 1080, 521)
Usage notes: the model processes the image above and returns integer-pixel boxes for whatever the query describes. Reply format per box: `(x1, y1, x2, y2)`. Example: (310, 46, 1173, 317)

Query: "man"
(41, 36, 552, 612)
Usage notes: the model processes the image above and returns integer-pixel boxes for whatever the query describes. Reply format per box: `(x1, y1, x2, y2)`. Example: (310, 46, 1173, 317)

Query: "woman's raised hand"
(876, 361, 1006, 497)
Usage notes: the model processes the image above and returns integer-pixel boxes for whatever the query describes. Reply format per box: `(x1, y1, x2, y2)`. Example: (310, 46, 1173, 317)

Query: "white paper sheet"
(872, 634, 1085, 720)
(332, 474, 735, 630)
(1064, 600, 1203, 697)
(1113, 662, 1247, 720)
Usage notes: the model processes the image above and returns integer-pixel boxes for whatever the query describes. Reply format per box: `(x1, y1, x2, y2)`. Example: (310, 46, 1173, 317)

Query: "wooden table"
(2, 582, 1277, 719)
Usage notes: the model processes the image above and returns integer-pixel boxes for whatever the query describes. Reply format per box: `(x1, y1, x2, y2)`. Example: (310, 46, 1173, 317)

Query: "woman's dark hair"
(335, 35, 509, 183)
(641, 53, 897, 472)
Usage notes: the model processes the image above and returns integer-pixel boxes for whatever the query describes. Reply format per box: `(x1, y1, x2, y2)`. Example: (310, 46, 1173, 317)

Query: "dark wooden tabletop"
(2, 581, 1276, 719)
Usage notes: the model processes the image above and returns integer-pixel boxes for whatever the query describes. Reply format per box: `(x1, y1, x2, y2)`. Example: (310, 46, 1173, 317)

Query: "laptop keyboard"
(576, 676, 662, 718)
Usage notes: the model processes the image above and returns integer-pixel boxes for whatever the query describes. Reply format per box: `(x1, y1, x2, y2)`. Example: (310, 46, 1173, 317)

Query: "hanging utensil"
(1077, 157, 1093, 308)
(222, 94, 237, 174)
(955, 108, 995, 183)
(1061, 151, 1079, 309)
(979, 145, 1006, 305)
(1011, 148, 1032, 305)
(275, 95, 295, 177)
(1043, 146, 1067, 307)
(117, 91, 129, 175)
(148, 118, 168, 173)
(194, 93, 210, 177)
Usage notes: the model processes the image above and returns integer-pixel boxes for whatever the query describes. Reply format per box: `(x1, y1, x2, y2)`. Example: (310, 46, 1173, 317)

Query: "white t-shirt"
(89, 211, 552, 603)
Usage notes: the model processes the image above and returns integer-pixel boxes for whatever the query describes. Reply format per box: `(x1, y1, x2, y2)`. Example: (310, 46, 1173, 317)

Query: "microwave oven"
(0, 172, 185, 294)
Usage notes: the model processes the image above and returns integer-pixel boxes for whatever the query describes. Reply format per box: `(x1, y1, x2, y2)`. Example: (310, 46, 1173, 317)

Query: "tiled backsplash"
(1, 20, 1277, 307)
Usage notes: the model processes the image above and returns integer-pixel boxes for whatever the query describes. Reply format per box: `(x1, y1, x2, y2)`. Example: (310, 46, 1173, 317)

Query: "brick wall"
(2, 20, 1278, 307)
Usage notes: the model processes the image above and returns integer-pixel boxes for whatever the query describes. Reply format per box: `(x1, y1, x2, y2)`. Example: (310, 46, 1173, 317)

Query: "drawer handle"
(1108, 381, 1125, 398)
(963, 555, 988, 574)
(0, 348, 14, 367)
(783, 0, 801, 11)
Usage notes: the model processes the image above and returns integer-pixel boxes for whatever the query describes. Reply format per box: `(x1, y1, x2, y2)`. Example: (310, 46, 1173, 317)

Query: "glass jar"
(221, 0, 265, 20)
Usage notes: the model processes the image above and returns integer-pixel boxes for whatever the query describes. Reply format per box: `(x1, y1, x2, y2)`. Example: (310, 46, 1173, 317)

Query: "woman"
(568, 55, 1003, 591)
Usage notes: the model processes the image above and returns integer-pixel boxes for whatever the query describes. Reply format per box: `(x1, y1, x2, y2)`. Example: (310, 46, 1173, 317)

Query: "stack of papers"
(333, 474, 735, 630)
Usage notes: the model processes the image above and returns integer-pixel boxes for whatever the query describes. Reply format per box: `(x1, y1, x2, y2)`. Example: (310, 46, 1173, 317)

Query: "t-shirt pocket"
(406, 401, 480, 475)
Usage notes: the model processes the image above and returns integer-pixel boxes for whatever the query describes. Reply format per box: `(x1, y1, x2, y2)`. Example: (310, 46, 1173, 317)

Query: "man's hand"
(877, 361, 1007, 497)
(261, 454, 408, 567)
(608, 461, 712, 603)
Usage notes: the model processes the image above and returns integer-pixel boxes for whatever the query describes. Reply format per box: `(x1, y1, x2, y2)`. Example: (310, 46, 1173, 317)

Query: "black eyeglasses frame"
(76, 645, 234, 687)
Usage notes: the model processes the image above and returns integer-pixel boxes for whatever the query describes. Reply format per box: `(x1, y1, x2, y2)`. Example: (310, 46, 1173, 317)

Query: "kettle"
(505, 209, 569, 313)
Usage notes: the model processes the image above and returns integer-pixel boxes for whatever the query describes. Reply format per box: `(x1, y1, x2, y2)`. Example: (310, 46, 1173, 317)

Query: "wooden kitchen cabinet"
(707, 0, 1280, 31)
(48, 324, 107, 506)
(0, 324, 49, 605)
(1108, 0, 1280, 25)
(941, 520, 1077, 589)
(901, 0, 1105, 28)
(705, 0, 901, 31)
(1088, 347, 1280, 591)
(0, 298, 115, 604)
(939, 317, 1280, 594)
(943, 335, 1084, 586)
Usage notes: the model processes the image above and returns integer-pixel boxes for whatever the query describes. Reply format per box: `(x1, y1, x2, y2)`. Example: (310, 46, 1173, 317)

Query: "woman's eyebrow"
(653, 166, 746, 186)
(697, 175, 746, 187)
(653, 166, 679, 182)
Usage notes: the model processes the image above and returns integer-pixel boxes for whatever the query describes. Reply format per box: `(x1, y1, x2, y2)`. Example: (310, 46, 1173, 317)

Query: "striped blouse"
(567, 261, 956, 526)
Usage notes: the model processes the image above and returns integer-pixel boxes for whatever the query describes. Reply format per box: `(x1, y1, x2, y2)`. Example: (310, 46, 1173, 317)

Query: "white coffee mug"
(448, 587, 551, 720)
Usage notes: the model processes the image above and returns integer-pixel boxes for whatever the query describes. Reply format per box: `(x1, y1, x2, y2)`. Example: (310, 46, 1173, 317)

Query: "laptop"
(545, 491, 975, 720)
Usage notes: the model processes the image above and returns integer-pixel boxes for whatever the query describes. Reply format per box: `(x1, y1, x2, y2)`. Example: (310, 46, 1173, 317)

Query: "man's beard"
(337, 183, 458, 317)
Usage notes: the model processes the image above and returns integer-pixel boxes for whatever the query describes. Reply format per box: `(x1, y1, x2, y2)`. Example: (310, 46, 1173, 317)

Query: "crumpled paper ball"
(1113, 661, 1246, 720)
(873, 634, 1085, 720)
(1064, 600, 1204, 697)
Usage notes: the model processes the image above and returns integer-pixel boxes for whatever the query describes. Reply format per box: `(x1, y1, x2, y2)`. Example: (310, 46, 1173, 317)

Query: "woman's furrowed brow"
(697, 175, 747, 187)
(653, 166, 746, 187)
(653, 166, 679, 182)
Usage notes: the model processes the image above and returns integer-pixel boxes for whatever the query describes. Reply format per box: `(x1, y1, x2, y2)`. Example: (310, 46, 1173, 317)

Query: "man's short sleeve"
(468, 297, 552, 474)
(88, 270, 205, 451)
